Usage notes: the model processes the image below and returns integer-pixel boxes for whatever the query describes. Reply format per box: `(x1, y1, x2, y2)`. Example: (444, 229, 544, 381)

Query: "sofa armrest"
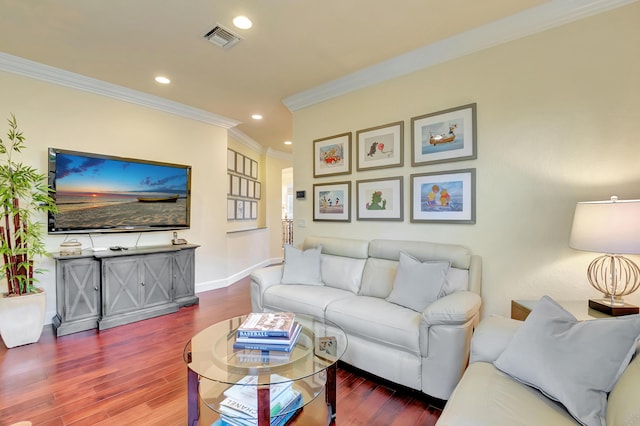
(422, 291, 481, 326)
(250, 265, 283, 312)
(469, 315, 521, 364)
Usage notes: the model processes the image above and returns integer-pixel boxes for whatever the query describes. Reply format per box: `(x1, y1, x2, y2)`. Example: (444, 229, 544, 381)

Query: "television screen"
(48, 148, 191, 234)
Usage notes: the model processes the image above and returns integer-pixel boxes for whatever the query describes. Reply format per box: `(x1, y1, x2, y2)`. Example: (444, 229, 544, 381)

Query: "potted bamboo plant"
(0, 114, 57, 348)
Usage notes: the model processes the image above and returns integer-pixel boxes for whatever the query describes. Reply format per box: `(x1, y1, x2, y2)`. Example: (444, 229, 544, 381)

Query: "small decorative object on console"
(59, 240, 82, 256)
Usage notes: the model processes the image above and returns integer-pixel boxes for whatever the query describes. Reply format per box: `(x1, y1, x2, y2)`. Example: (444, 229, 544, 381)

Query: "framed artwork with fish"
(356, 121, 404, 171)
(411, 103, 476, 166)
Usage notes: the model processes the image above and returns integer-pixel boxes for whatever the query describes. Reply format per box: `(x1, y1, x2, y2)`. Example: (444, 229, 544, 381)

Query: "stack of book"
(215, 374, 302, 426)
(233, 312, 301, 353)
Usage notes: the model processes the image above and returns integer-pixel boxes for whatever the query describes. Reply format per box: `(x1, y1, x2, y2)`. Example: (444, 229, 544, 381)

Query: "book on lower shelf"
(237, 312, 296, 338)
(214, 374, 302, 426)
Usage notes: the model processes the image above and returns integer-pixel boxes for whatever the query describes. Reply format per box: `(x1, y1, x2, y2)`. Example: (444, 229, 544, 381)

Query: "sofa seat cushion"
(438, 362, 579, 426)
(325, 296, 421, 355)
(263, 284, 354, 318)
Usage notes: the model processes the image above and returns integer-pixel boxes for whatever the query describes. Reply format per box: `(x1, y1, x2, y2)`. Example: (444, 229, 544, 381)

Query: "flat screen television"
(48, 148, 191, 234)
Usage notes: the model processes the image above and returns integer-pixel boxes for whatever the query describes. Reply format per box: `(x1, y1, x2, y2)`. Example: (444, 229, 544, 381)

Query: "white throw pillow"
(385, 251, 450, 312)
(280, 244, 323, 285)
(494, 296, 640, 426)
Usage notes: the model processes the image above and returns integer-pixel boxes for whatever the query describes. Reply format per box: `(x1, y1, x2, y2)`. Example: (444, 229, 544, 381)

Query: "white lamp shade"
(569, 198, 640, 254)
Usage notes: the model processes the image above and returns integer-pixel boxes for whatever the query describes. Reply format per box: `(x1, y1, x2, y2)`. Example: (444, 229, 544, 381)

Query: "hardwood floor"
(0, 277, 443, 426)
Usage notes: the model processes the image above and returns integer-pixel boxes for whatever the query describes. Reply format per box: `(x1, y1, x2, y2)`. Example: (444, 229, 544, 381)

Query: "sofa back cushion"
(303, 236, 369, 293)
(360, 239, 472, 298)
(320, 254, 366, 293)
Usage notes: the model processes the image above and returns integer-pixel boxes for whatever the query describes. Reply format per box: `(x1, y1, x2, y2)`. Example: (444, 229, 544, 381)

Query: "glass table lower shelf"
(183, 313, 347, 426)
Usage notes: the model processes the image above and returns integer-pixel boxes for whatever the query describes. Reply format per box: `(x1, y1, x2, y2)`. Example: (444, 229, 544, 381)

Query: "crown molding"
(0, 52, 240, 129)
(228, 128, 292, 160)
(283, 0, 637, 112)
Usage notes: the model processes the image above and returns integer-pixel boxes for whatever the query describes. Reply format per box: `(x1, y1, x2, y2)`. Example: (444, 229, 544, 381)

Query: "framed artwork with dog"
(356, 121, 404, 171)
(411, 103, 476, 166)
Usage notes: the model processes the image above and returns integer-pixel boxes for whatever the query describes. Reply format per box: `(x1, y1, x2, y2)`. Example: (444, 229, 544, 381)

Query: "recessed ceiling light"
(284, 141, 292, 145)
(233, 16, 252, 30)
(155, 76, 171, 84)
(251, 114, 263, 120)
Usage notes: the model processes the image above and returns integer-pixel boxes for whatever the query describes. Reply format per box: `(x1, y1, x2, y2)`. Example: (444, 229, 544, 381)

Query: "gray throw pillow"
(494, 296, 640, 426)
(385, 251, 450, 312)
(280, 244, 323, 285)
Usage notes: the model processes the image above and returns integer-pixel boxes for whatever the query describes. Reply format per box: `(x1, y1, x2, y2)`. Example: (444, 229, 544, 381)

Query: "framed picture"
(251, 160, 258, 179)
(356, 176, 403, 221)
(356, 121, 404, 171)
(227, 149, 236, 171)
(251, 201, 258, 219)
(236, 153, 245, 175)
(240, 178, 248, 197)
(410, 168, 476, 224)
(244, 157, 252, 177)
(244, 201, 251, 219)
(313, 181, 351, 222)
(313, 132, 352, 177)
(236, 199, 244, 220)
(247, 180, 254, 198)
(227, 199, 235, 220)
(230, 175, 240, 196)
(255, 182, 261, 200)
(411, 103, 476, 166)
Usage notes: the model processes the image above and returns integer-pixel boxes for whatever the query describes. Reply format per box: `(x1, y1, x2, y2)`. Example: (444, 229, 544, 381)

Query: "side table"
(511, 299, 612, 321)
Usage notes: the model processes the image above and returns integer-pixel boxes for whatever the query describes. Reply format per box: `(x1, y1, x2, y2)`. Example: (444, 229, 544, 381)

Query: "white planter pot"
(0, 289, 46, 348)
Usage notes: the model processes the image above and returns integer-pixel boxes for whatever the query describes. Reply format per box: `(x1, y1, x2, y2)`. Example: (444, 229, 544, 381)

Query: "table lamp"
(569, 196, 640, 316)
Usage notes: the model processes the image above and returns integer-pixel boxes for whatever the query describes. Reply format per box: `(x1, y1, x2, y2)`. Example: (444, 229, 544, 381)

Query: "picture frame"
(236, 153, 245, 174)
(244, 200, 251, 219)
(251, 201, 258, 219)
(313, 181, 351, 222)
(240, 177, 248, 197)
(254, 182, 261, 200)
(356, 176, 403, 221)
(411, 103, 476, 166)
(251, 160, 258, 179)
(227, 199, 235, 220)
(236, 199, 244, 220)
(230, 175, 240, 196)
(227, 149, 236, 171)
(313, 132, 352, 178)
(244, 157, 252, 177)
(247, 180, 254, 198)
(356, 121, 404, 171)
(410, 168, 476, 224)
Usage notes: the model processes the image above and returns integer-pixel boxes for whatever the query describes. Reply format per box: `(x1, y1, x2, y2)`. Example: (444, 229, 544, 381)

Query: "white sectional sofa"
(438, 306, 640, 426)
(250, 236, 482, 400)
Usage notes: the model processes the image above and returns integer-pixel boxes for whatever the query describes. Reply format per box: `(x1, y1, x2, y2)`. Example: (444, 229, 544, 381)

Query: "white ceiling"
(0, 0, 632, 153)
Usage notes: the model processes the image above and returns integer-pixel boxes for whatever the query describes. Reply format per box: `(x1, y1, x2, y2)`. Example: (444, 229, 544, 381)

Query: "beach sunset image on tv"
(50, 150, 190, 232)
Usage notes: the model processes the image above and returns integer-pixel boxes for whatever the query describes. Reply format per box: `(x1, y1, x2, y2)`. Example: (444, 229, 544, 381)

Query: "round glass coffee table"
(184, 313, 347, 426)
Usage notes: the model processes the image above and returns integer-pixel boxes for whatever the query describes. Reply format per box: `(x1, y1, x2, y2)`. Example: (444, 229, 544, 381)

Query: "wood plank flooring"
(0, 277, 443, 425)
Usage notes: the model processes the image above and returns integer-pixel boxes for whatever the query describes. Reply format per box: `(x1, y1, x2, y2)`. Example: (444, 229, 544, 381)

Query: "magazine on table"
(217, 388, 302, 426)
(223, 374, 292, 408)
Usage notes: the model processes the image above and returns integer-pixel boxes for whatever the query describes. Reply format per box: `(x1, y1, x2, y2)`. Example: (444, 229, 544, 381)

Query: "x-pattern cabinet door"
(140, 252, 173, 308)
(102, 256, 143, 317)
(61, 258, 101, 322)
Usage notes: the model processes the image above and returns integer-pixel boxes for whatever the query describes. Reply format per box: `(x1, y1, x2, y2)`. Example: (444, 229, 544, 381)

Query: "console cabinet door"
(102, 256, 143, 317)
(173, 248, 198, 306)
(140, 252, 174, 307)
(53, 257, 101, 336)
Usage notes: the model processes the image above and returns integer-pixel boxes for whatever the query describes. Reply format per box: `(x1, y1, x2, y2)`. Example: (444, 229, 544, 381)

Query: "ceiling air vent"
(203, 25, 242, 49)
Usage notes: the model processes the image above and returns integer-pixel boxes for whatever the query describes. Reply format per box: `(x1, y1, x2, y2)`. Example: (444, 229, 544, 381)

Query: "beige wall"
(291, 3, 640, 317)
(0, 70, 286, 322)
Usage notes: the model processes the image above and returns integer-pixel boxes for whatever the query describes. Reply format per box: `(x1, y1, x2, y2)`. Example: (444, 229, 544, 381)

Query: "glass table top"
(183, 313, 348, 386)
